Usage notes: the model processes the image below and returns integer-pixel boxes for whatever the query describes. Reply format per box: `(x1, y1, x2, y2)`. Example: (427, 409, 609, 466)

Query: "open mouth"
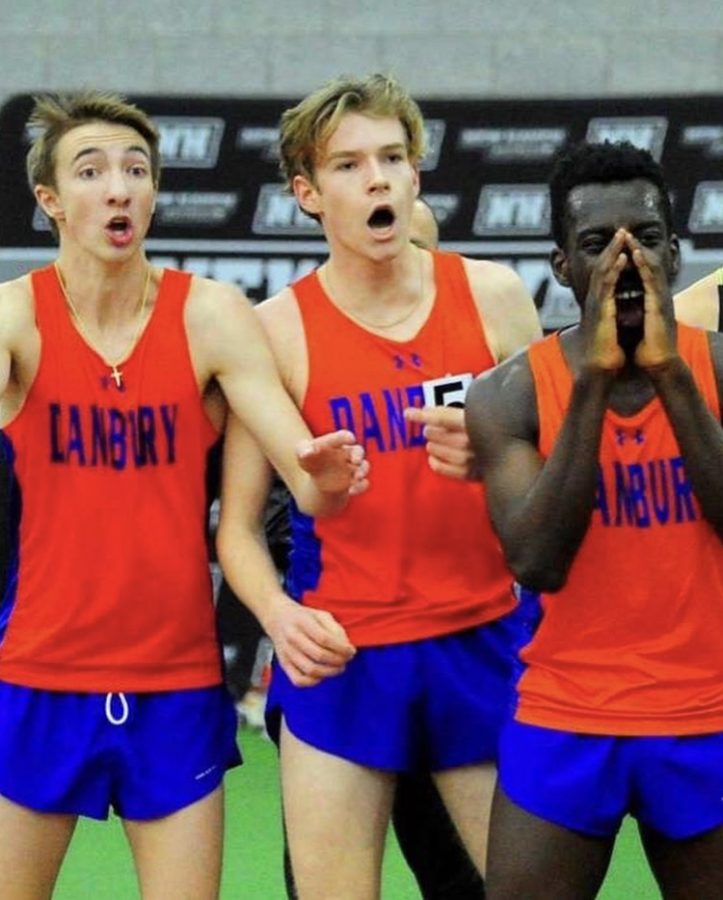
(106, 216, 133, 246)
(367, 206, 395, 232)
(615, 281, 645, 327)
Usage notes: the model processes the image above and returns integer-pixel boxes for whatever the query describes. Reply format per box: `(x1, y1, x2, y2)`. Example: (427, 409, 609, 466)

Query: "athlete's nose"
(367, 158, 390, 192)
(106, 167, 131, 205)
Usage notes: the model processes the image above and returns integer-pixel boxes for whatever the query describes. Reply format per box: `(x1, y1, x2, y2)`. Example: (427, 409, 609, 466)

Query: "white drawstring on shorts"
(105, 692, 129, 725)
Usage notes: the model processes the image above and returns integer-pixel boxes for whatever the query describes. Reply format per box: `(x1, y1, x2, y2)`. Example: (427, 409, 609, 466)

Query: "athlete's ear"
(293, 174, 322, 218)
(412, 164, 420, 198)
(550, 247, 570, 287)
(34, 184, 65, 225)
(668, 233, 681, 280)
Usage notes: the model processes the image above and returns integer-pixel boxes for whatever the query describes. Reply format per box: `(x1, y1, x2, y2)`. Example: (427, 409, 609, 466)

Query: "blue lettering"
(360, 392, 385, 452)
(592, 464, 609, 525)
(613, 461, 636, 526)
(90, 406, 108, 466)
(671, 456, 697, 523)
(329, 396, 355, 434)
(160, 404, 178, 464)
(108, 409, 127, 470)
(66, 404, 86, 466)
(49, 403, 65, 463)
(627, 463, 651, 527)
(647, 459, 670, 525)
(137, 406, 158, 465)
(382, 388, 407, 451)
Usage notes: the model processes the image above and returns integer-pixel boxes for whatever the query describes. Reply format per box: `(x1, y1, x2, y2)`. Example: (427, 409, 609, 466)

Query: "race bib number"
(421, 373, 473, 408)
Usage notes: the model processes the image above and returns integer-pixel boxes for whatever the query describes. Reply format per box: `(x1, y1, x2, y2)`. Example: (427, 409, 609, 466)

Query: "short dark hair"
(549, 140, 672, 246)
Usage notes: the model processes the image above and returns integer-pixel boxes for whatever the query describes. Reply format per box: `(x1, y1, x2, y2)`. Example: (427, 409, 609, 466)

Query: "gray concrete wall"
(0, 0, 721, 103)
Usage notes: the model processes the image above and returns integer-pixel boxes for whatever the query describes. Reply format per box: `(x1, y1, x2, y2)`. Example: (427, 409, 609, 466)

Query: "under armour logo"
(615, 428, 645, 445)
(392, 354, 423, 370)
(100, 376, 126, 392)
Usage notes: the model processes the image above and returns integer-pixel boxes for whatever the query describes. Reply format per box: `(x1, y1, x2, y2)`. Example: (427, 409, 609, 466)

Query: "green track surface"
(54, 728, 661, 899)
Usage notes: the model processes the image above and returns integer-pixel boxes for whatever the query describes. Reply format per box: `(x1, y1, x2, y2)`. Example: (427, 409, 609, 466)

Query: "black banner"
(2, 93, 722, 329)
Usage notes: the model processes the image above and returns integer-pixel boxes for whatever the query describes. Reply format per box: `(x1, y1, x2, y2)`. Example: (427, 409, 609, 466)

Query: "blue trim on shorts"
(267, 605, 536, 773)
(499, 719, 723, 840)
(0, 682, 241, 820)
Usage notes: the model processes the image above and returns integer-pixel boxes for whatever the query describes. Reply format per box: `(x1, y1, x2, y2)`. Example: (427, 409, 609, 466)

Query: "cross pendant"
(110, 365, 123, 389)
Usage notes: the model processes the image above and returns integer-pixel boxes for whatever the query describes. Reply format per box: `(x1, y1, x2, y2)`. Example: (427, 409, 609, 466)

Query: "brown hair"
(26, 90, 161, 192)
(279, 73, 425, 190)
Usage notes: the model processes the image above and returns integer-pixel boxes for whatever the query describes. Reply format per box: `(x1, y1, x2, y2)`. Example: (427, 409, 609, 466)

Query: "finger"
(296, 430, 357, 460)
(422, 426, 469, 447)
(427, 457, 471, 480)
(349, 477, 370, 496)
(404, 405, 465, 429)
(425, 440, 470, 467)
(348, 443, 365, 464)
(312, 609, 356, 650)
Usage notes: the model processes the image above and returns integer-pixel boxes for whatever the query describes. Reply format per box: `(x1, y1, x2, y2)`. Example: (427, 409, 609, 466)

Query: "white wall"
(1, 0, 721, 102)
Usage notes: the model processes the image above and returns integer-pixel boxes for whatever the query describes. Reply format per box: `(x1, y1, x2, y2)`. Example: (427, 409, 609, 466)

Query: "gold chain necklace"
(54, 263, 152, 390)
(324, 249, 425, 331)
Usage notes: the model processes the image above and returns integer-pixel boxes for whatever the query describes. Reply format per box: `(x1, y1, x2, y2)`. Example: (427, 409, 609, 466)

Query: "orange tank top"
(0, 266, 222, 692)
(286, 251, 515, 646)
(518, 325, 723, 735)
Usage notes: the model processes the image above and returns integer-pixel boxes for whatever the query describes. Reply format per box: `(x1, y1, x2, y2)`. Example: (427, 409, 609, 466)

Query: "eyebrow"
(71, 144, 151, 165)
(325, 142, 406, 162)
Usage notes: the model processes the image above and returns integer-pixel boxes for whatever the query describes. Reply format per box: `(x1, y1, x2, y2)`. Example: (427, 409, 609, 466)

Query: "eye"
(580, 239, 606, 254)
(335, 160, 356, 171)
(637, 229, 662, 247)
(128, 163, 149, 177)
(78, 166, 99, 179)
(386, 152, 404, 163)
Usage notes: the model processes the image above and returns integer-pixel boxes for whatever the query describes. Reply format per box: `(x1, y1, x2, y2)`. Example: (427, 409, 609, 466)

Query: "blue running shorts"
(0, 682, 241, 820)
(499, 719, 723, 840)
(267, 604, 538, 772)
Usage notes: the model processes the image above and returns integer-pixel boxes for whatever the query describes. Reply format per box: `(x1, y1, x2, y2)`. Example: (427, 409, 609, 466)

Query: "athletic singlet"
(517, 324, 723, 735)
(0, 267, 222, 692)
(286, 250, 514, 646)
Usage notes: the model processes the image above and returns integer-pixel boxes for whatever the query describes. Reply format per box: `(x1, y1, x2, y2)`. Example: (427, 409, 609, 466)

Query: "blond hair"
(26, 90, 161, 192)
(279, 73, 425, 189)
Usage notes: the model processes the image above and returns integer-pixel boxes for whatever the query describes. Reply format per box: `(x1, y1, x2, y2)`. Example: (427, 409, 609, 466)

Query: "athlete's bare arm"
(673, 270, 720, 330)
(185, 276, 368, 515)
(0, 278, 40, 424)
(216, 286, 357, 685)
(405, 259, 542, 480)
(217, 419, 355, 687)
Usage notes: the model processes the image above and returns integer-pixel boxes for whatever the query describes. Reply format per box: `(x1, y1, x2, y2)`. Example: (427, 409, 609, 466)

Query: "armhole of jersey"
(434, 251, 496, 367)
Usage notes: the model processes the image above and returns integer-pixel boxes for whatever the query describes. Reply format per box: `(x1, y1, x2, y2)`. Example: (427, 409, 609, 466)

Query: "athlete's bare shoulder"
(185, 271, 253, 321)
(255, 285, 307, 401)
(674, 271, 720, 330)
(461, 256, 542, 362)
(0, 274, 36, 340)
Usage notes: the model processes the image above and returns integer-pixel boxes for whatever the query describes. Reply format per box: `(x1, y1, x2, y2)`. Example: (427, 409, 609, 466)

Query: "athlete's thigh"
(0, 794, 77, 900)
(123, 785, 224, 900)
(392, 773, 485, 899)
(640, 822, 723, 900)
(486, 783, 615, 900)
(432, 761, 496, 877)
(280, 720, 396, 900)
